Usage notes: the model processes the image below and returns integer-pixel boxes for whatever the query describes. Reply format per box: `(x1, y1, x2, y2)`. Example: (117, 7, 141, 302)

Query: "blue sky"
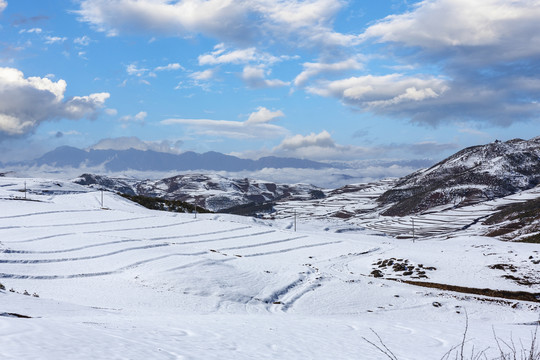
(1, 0, 540, 168)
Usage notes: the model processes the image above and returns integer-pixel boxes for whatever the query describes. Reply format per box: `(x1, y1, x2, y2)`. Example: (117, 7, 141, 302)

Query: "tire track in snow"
(262, 267, 323, 313)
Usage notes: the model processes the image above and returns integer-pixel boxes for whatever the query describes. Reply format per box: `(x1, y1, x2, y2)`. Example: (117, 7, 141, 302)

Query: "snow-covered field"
(1, 177, 539, 359)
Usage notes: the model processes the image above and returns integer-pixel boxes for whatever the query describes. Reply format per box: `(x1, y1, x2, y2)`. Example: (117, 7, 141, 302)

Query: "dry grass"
(363, 314, 540, 360)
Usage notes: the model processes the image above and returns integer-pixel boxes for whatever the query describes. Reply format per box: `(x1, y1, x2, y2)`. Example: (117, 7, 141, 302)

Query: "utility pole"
(24, 181, 27, 200)
(294, 209, 297, 232)
(101, 189, 104, 208)
(412, 218, 415, 243)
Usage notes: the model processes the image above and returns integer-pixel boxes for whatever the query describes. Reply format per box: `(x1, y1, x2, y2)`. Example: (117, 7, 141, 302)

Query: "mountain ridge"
(378, 137, 540, 216)
(4, 146, 336, 172)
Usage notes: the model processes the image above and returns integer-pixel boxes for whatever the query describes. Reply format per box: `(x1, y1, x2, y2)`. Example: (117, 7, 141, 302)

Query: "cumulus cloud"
(269, 130, 457, 161)
(189, 68, 217, 81)
(310, 72, 540, 126)
(45, 36, 67, 44)
(0, 0, 6, 13)
(126, 63, 148, 77)
(120, 111, 147, 124)
(161, 107, 288, 139)
(76, 0, 356, 49)
(277, 130, 335, 151)
(242, 65, 289, 89)
(352, 0, 540, 126)
(154, 63, 184, 71)
(294, 58, 363, 87)
(198, 44, 279, 66)
(74, 35, 92, 46)
(0, 67, 109, 138)
(246, 107, 284, 124)
(308, 74, 448, 110)
(19, 28, 43, 34)
(272, 130, 378, 160)
(363, 0, 540, 63)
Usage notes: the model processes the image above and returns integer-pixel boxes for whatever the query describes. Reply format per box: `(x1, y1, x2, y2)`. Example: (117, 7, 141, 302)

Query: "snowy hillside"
(1, 177, 539, 359)
(74, 173, 321, 212)
(378, 137, 540, 216)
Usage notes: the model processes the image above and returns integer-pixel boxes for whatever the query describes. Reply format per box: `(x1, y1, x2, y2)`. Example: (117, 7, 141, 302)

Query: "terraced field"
(272, 180, 540, 240)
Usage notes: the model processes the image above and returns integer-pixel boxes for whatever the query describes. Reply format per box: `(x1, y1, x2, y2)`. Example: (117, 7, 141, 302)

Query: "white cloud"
(76, 0, 356, 49)
(276, 130, 335, 151)
(105, 108, 118, 116)
(307, 74, 448, 109)
(272, 130, 380, 161)
(45, 36, 68, 44)
(363, 0, 540, 62)
(189, 68, 217, 81)
(126, 63, 148, 77)
(342, 0, 540, 126)
(0, 67, 109, 138)
(0, 0, 6, 13)
(134, 111, 147, 121)
(74, 35, 92, 46)
(246, 107, 284, 124)
(161, 108, 289, 140)
(19, 28, 43, 34)
(242, 65, 289, 89)
(119, 111, 147, 124)
(270, 130, 456, 161)
(198, 44, 279, 66)
(294, 58, 363, 87)
(154, 63, 184, 71)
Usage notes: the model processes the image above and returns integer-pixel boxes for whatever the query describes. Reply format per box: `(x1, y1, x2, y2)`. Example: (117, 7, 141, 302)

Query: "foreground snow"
(0, 177, 538, 359)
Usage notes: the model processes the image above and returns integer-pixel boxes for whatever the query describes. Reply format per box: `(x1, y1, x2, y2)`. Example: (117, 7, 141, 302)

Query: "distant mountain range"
(3, 146, 335, 172)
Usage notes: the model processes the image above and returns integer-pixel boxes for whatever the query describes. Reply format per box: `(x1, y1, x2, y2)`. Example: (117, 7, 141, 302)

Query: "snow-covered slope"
(1, 177, 539, 359)
(378, 137, 540, 216)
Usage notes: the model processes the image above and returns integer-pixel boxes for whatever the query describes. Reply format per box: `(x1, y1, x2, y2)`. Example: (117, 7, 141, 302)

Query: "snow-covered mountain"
(377, 137, 540, 216)
(74, 173, 323, 212)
